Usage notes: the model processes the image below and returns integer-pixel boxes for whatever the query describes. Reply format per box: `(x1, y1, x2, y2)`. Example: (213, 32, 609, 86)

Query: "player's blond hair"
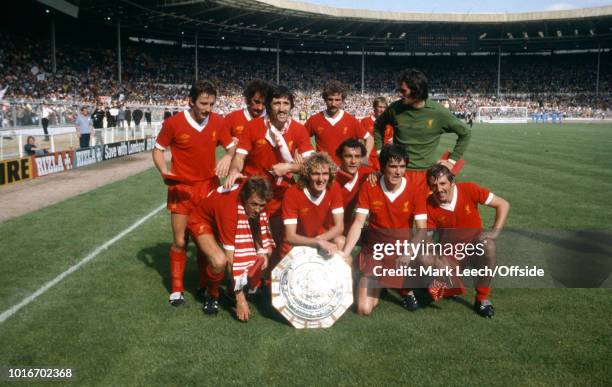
(299, 152, 337, 189)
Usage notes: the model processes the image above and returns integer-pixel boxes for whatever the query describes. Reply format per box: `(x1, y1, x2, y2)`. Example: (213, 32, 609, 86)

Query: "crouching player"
(341, 144, 428, 315)
(280, 153, 346, 261)
(188, 177, 275, 321)
(425, 165, 510, 318)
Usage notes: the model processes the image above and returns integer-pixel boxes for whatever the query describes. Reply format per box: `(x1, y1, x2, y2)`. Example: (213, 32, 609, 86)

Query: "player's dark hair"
(398, 69, 428, 101)
(265, 84, 294, 111)
(379, 144, 408, 170)
(299, 152, 337, 189)
(189, 80, 217, 102)
(336, 138, 366, 159)
(244, 79, 271, 102)
(322, 80, 347, 101)
(240, 176, 273, 203)
(426, 164, 455, 184)
(372, 96, 387, 109)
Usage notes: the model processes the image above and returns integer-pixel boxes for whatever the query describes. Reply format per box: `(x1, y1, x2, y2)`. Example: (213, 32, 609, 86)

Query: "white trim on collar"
(440, 185, 458, 212)
(343, 171, 359, 192)
(323, 110, 344, 126)
(380, 177, 406, 203)
(184, 110, 208, 132)
(303, 187, 326, 206)
(243, 108, 267, 122)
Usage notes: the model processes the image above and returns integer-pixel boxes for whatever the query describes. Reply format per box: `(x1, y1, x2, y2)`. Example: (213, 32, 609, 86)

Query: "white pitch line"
(0, 203, 166, 324)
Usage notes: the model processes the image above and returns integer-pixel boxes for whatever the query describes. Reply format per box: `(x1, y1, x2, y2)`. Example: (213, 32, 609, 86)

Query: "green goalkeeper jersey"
(374, 99, 471, 170)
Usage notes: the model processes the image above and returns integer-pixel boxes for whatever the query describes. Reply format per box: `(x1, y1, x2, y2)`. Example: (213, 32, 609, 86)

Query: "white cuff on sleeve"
(331, 207, 345, 214)
(155, 142, 166, 151)
(485, 193, 495, 205)
(355, 208, 369, 215)
(236, 148, 249, 155)
(414, 214, 427, 221)
(283, 218, 298, 225)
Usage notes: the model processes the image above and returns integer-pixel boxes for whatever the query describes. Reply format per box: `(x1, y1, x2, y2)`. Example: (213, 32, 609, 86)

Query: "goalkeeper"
(374, 69, 471, 194)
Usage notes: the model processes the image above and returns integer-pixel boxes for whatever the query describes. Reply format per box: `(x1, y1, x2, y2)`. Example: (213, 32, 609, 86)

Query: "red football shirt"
(236, 117, 314, 183)
(280, 183, 344, 256)
(426, 182, 493, 242)
(334, 166, 374, 229)
(306, 110, 369, 165)
(361, 115, 392, 170)
(356, 177, 427, 241)
(156, 111, 233, 182)
(190, 184, 240, 249)
(224, 108, 257, 139)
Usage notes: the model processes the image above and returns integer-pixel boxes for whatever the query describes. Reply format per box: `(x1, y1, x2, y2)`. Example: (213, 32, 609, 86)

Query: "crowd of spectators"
(1, 32, 610, 126)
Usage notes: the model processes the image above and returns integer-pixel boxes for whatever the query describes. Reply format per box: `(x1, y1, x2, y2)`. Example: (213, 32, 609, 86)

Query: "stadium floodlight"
(538, 31, 544, 38)
(45, 9, 50, 13)
(556, 30, 562, 37)
(479, 32, 487, 39)
(36, 0, 78, 18)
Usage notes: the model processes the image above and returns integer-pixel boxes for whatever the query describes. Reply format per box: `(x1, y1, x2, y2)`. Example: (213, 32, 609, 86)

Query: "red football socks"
(196, 250, 208, 289)
(206, 265, 224, 298)
(475, 287, 491, 302)
(169, 247, 187, 293)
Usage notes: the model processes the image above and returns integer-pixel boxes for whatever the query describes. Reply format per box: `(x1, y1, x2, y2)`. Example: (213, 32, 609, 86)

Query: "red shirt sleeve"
(217, 116, 233, 149)
(237, 123, 253, 154)
(412, 187, 428, 219)
(295, 124, 314, 155)
(356, 184, 371, 212)
(281, 187, 299, 223)
(156, 119, 174, 148)
(465, 182, 491, 205)
(330, 183, 344, 212)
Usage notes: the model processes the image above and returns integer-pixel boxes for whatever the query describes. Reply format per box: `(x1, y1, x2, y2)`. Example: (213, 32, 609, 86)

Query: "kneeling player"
(342, 144, 428, 315)
(425, 165, 510, 318)
(280, 153, 346, 261)
(189, 177, 274, 320)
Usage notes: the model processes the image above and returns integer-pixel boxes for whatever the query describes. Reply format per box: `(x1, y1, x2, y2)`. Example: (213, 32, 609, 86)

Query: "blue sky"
(304, 0, 612, 13)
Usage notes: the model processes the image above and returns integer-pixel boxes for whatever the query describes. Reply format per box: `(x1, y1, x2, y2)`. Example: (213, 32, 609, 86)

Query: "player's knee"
(172, 238, 187, 250)
(209, 253, 227, 272)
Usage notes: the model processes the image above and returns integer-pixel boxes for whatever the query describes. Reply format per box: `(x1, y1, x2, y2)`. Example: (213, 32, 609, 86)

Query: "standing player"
(152, 80, 235, 307)
(305, 81, 374, 166)
(225, 84, 314, 228)
(360, 97, 393, 170)
(188, 177, 274, 320)
(334, 138, 374, 231)
(224, 79, 271, 142)
(375, 69, 471, 193)
(280, 153, 346, 261)
(342, 144, 428, 315)
(426, 165, 510, 318)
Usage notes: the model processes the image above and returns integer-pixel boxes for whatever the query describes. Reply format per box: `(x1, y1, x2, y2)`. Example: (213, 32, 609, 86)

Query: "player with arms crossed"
(152, 80, 235, 307)
(305, 80, 374, 166)
(342, 144, 428, 315)
(224, 79, 271, 142)
(425, 164, 510, 318)
(280, 153, 346, 261)
(375, 69, 471, 193)
(188, 176, 274, 320)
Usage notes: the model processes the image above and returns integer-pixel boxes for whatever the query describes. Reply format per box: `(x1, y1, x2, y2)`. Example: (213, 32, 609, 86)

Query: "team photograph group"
(153, 69, 510, 324)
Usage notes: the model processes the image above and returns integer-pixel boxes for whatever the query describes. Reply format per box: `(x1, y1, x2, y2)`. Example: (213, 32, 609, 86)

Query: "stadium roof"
(41, 0, 612, 52)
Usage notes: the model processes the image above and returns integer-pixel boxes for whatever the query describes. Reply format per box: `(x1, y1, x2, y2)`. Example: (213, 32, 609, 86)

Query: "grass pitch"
(0, 123, 611, 386)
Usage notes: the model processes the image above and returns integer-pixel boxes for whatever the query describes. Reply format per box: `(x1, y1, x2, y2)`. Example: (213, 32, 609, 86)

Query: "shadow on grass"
(136, 243, 201, 298)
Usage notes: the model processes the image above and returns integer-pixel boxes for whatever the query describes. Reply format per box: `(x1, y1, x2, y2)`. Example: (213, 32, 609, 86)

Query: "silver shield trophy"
(271, 246, 353, 329)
